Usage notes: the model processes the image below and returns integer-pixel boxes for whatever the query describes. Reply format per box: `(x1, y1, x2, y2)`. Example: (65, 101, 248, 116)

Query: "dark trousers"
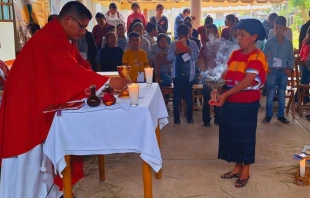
(202, 83, 220, 123)
(173, 75, 193, 118)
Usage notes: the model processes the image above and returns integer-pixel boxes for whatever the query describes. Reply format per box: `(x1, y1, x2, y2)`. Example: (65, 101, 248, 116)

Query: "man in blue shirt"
(263, 16, 294, 124)
(167, 24, 199, 124)
(174, 8, 190, 40)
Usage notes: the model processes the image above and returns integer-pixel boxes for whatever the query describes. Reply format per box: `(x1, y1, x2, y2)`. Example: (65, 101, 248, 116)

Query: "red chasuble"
(0, 19, 109, 189)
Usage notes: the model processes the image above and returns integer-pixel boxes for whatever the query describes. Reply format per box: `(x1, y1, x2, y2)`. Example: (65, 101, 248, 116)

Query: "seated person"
(107, 25, 116, 33)
(167, 24, 199, 124)
(116, 24, 128, 51)
(100, 32, 124, 71)
(149, 33, 172, 86)
(199, 24, 220, 127)
(157, 25, 171, 45)
(144, 22, 158, 47)
(122, 32, 148, 82)
(127, 18, 142, 36)
(100, 25, 116, 48)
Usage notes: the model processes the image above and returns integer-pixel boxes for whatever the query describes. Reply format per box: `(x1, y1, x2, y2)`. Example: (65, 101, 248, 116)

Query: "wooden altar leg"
(155, 124, 162, 179)
(98, 155, 105, 181)
(63, 155, 73, 198)
(142, 161, 153, 198)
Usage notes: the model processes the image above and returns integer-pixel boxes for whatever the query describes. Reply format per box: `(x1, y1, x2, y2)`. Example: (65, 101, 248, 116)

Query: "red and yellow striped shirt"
(224, 48, 268, 103)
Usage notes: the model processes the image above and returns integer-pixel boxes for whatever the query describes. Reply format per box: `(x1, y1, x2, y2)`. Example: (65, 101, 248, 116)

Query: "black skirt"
(218, 101, 260, 165)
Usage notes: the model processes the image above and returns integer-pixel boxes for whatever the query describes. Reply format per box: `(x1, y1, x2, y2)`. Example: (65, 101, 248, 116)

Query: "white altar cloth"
(44, 83, 168, 177)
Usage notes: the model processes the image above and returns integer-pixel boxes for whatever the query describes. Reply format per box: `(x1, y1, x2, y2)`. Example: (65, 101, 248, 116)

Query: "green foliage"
(289, 0, 310, 22)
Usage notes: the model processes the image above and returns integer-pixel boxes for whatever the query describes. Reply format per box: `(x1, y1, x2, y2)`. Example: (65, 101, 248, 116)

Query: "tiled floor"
(74, 100, 310, 198)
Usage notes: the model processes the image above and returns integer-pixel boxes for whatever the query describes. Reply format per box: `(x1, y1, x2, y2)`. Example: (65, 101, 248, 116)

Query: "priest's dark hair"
(58, 1, 92, 20)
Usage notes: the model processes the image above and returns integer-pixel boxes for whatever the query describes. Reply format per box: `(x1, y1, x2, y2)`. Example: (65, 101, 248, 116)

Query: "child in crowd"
(167, 24, 199, 124)
(100, 32, 124, 71)
(122, 32, 148, 83)
(125, 22, 151, 59)
(144, 22, 158, 47)
(107, 25, 116, 33)
(157, 25, 171, 45)
(263, 16, 294, 124)
(199, 24, 220, 127)
(127, 18, 142, 36)
(149, 33, 172, 86)
(116, 24, 127, 51)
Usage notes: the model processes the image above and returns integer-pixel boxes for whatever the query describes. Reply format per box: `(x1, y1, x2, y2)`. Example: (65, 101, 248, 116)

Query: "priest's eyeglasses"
(70, 16, 87, 31)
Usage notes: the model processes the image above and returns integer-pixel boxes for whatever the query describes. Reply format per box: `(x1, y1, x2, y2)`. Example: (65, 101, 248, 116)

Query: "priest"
(0, 2, 129, 197)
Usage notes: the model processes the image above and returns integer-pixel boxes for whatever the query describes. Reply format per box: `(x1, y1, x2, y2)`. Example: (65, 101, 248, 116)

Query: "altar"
(44, 83, 168, 198)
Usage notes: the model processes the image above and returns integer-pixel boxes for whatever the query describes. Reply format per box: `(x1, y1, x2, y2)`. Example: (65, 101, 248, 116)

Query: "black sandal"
(235, 176, 250, 188)
(221, 172, 240, 179)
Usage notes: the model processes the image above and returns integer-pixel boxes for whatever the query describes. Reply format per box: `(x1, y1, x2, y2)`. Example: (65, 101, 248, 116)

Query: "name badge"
(182, 53, 191, 62)
(137, 72, 145, 82)
(273, 58, 282, 68)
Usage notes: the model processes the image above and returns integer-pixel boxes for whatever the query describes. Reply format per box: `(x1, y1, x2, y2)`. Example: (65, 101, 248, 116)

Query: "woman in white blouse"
(105, 3, 125, 28)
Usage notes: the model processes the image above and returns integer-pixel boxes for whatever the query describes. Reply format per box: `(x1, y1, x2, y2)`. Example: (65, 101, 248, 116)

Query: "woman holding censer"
(216, 19, 268, 188)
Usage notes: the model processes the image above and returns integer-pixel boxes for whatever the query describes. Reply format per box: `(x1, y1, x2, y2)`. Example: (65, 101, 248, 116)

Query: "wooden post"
(63, 155, 73, 198)
(142, 161, 153, 198)
(98, 155, 105, 181)
(143, 9, 149, 24)
(155, 124, 161, 179)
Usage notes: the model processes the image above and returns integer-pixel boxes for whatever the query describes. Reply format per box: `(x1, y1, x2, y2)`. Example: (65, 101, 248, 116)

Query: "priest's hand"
(109, 77, 131, 90)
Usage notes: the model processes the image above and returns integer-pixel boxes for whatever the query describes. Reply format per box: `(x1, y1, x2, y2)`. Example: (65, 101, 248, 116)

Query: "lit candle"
(300, 159, 306, 177)
(128, 83, 139, 106)
(144, 67, 153, 84)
